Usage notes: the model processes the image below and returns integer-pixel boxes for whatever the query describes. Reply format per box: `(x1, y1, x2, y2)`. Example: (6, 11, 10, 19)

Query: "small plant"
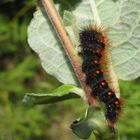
(23, 0, 140, 139)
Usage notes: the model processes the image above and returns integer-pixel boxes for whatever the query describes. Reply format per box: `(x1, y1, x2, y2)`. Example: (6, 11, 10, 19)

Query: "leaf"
(63, 0, 118, 45)
(28, 0, 140, 87)
(71, 107, 102, 139)
(65, 0, 140, 81)
(108, 0, 140, 80)
(23, 85, 85, 105)
(28, 0, 118, 86)
(71, 120, 94, 139)
(71, 107, 117, 140)
(64, 0, 140, 81)
(72, 0, 118, 27)
(63, 11, 79, 46)
(28, 8, 78, 85)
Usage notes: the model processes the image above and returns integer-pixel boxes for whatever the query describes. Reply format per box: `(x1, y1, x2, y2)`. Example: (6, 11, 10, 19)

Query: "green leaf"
(63, 0, 118, 46)
(28, 0, 118, 86)
(28, 8, 78, 85)
(65, 0, 140, 81)
(23, 85, 85, 105)
(64, 0, 140, 81)
(63, 11, 79, 46)
(72, 0, 118, 27)
(71, 120, 94, 139)
(28, 0, 140, 87)
(71, 107, 102, 139)
(108, 0, 140, 80)
(71, 107, 117, 140)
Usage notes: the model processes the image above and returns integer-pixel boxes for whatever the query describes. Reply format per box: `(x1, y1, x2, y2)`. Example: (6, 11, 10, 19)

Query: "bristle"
(79, 26, 121, 129)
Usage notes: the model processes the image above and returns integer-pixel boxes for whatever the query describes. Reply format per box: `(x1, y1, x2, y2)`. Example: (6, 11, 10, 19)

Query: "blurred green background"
(0, 0, 140, 140)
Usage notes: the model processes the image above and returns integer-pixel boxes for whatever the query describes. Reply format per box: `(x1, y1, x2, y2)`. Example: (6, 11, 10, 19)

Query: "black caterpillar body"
(79, 27, 121, 125)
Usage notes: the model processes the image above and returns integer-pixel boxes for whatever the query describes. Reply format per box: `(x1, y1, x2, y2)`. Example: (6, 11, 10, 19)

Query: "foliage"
(23, 85, 84, 105)
(27, 0, 140, 139)
(0, 0, 140, 140)
(28, 0, 140, 85)
(0, 0, 59, 139)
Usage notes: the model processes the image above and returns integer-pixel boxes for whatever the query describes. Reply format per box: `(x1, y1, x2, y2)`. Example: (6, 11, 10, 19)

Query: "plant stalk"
(41, 0, 95, 105)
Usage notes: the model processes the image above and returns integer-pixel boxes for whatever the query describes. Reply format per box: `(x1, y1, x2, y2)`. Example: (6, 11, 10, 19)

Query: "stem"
(41, 0, 95, 105)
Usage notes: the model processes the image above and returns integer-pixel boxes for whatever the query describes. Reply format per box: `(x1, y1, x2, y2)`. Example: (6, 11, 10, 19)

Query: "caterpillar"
(79, 26, 121, 129)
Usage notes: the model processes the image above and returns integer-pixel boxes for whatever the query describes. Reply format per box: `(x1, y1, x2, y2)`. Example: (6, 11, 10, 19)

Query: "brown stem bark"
(41, 0, 95, 105)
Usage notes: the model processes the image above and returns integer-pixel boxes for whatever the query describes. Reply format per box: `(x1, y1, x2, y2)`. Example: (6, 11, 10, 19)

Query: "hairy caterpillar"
(79, 26, 121, 129)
